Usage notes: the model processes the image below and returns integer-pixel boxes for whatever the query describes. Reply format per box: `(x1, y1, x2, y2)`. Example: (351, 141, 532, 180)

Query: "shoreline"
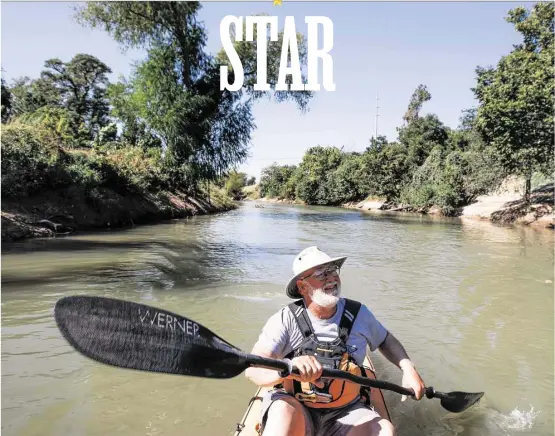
(3, 182, 552, 245)
(340, 189, 553, 230)
(251, 184, 553, 230)
(1, 187, 236, 244)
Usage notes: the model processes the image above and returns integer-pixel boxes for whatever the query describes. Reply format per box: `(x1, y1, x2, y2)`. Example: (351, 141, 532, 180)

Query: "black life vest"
(279, 298, 372, 409)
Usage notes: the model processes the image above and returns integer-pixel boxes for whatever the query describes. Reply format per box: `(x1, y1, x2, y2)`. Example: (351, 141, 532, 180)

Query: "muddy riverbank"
(1, 186, 235, 243)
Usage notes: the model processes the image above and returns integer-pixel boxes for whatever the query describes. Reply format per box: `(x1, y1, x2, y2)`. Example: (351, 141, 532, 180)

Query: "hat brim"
(285, 256, 347, 299)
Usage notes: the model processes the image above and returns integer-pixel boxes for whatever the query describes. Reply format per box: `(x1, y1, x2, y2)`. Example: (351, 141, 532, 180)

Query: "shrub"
(1, 122, 66, 197)
(1, 121, 169, 200)
(102, 146, 164, 193)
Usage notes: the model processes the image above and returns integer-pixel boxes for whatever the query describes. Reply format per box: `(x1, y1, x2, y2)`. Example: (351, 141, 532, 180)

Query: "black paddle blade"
(437, 391, 485, 413)
(54, 295, 249, 379)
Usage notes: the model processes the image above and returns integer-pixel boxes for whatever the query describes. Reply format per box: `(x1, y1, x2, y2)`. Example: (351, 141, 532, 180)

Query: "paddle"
(54, 295, 484, 414)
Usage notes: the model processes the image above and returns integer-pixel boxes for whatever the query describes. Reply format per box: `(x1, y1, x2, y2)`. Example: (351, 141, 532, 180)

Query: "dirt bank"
(1, 186, 236, 243)
(342, 182, 553, 230)
(342, 198, 445, 216)
(461, 183, 553, 229)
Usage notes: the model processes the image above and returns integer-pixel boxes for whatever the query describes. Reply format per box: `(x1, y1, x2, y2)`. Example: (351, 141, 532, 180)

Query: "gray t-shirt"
(254, 298, 388, 366)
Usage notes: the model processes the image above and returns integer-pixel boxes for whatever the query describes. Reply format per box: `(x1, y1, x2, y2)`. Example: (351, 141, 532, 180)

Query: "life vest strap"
(287, 298, 362, 342)
(337, 298, 361, 343)
(287, 299, 315, 338)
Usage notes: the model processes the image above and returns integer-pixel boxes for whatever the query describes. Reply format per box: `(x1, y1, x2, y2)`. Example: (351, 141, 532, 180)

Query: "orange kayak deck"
(233, 354, 392, 435)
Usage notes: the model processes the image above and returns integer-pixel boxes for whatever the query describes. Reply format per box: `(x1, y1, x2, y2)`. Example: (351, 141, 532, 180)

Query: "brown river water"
(2, 202, 554, 436)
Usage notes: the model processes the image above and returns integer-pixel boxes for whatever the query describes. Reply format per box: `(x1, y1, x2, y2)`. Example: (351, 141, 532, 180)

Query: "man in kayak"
(245, 246, 426, 436)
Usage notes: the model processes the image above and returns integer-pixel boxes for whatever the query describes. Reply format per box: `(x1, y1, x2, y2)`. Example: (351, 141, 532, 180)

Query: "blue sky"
(1, 1, 531, 180)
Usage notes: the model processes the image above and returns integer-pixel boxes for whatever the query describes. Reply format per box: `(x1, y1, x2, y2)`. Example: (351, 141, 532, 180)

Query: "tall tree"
(403, 84, 431, 124)
(473, 2, 554, 201)
(75, 2, 314, 185)
(40, 54, 112, 142)
(8, 76, 61, 117)
(76, 2, 207, 88)
(107, 79, 161, 149)
(398, 114, 450, 167)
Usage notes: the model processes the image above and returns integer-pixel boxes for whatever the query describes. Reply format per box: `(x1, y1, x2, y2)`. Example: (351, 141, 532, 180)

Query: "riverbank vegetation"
(258, 3, 554, 221)
(1, 2, 311, 241)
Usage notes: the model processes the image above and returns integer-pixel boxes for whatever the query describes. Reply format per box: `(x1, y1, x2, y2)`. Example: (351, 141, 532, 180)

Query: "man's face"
(297, 265, 341, 307)
(301, 265, 340, 287)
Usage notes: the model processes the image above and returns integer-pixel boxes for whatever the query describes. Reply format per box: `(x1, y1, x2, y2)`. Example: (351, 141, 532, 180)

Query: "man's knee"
(377, 419, 396, 436)
(350, 417, 396, 436)
(263, 397, 308, 436)
(267, 396, 305, 419)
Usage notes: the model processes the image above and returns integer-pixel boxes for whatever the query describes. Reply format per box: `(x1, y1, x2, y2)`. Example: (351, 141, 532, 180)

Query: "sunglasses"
(301, 265, 340, 281)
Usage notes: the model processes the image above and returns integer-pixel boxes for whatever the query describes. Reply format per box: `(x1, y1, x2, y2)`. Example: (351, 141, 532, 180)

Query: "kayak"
(233, 353, 392, 435)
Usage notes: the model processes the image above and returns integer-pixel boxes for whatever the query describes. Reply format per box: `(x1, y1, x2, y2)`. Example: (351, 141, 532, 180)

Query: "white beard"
(309, 282, 341, 308)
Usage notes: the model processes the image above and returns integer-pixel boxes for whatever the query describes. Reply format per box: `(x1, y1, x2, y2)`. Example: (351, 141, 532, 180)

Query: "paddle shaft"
(244, 352, 418, 397)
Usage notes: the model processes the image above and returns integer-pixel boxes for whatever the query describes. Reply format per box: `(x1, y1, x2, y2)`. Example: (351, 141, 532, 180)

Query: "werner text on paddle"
(139, 309, 200, 336)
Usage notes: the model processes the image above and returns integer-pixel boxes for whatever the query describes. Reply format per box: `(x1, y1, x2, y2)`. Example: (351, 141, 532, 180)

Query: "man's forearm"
(245, 345, 285, 387)
(245, 366, 284, 387)
(378, 332, 415, 371)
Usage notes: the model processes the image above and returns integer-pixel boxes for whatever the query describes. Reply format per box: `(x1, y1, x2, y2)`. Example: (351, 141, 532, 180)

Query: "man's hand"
(289, 355, 325, 388)
(400, 359, 425, 401)
(377, 333, 426, 401)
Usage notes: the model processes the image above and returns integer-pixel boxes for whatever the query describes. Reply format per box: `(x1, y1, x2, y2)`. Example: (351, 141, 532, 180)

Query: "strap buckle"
(295, 391, 333, 403)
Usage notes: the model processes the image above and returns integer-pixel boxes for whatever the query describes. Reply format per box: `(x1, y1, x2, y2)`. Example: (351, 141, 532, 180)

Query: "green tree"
(366, 135, 388, 152)
(448, 109, 479, 152)
(1, 76, 12, 123)
(94, 122, 118, 146)
(246, 176, 256, 186)
(294, 146, 343, 204)
(8, 76, 61, 117)
(397, 85, 450, 169)
(259, 163, 297, 198)
(361, 142, 411, 201)
(224, 170, 247, 199)
(326, 153, 366, 204)
(107, 80, 162, 150)
(473, 2, 554, 202)
(398, 114, 450, 168)
(76, 2, 250, 186)
(40, 54, 112, 143)
(75, 2, 313, 188)
(107, 79, 160, 149)
(402, 84, 431, 124)
(400, 144, 506, 215)
(18, 107, 74, 142)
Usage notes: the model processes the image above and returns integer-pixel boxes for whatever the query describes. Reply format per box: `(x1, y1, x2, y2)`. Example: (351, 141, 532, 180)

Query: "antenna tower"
(375, 93, 380, 139)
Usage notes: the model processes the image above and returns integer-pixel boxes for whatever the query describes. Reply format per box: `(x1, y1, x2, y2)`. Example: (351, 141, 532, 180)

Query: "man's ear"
(296, 280, 306, 296)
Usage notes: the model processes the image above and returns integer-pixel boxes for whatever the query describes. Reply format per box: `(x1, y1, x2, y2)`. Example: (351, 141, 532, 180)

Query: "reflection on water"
(2, 202, 554, 436)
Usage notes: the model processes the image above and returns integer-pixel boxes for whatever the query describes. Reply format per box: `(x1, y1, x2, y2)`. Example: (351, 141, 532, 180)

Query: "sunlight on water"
(503, 406, 541, 430)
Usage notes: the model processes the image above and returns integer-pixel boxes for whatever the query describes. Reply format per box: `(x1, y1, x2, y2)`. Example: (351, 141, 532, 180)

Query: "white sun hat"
(286, 246, 347, 299)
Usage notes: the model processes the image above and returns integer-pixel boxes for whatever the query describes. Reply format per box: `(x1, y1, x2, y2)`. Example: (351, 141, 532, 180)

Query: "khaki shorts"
(260, 389, 382, 436)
